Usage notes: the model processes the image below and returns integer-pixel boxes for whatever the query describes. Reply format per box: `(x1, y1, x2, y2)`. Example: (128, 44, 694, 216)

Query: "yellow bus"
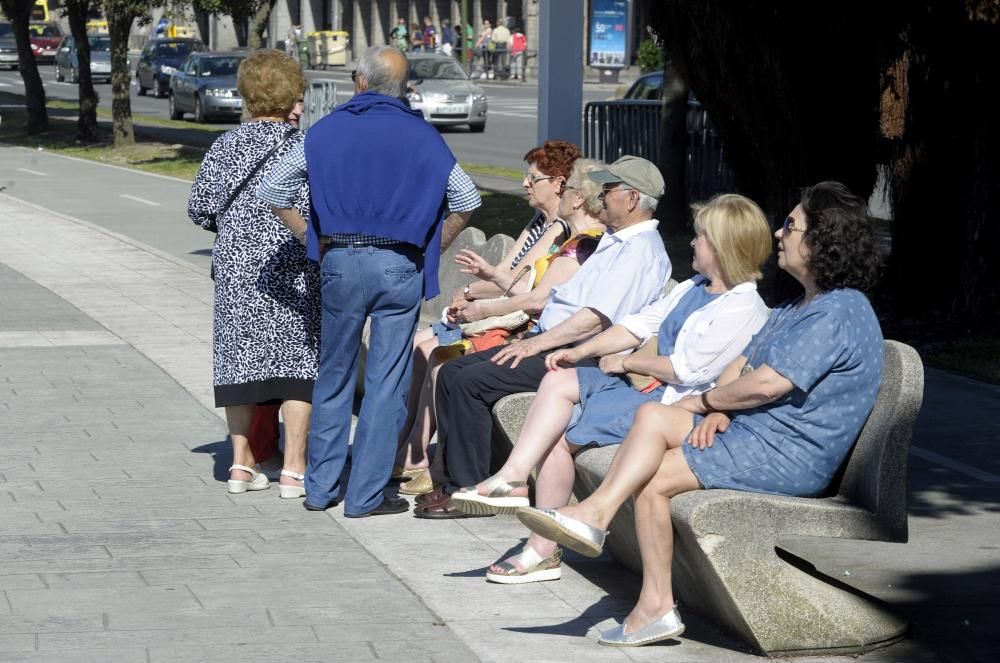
(30, 1, 49, 23)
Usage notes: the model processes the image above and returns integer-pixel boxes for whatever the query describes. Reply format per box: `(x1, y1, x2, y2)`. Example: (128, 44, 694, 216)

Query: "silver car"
(405, 53, 487, 132)
(54, 34, 112, 83)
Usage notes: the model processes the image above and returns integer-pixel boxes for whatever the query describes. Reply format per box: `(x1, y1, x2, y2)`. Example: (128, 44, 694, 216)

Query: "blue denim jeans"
(305, 244, 423, 515)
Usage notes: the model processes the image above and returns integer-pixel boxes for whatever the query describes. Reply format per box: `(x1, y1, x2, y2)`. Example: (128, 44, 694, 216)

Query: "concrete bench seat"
(492, 340, 924, 656)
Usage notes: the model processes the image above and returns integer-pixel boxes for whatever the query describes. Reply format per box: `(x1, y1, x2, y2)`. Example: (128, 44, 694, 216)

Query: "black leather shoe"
(344, 496, 409, 518)
(303, 499, 339, 512)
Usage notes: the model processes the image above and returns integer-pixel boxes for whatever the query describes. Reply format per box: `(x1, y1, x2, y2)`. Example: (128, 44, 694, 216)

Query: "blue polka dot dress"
(682, 289, 884, 497)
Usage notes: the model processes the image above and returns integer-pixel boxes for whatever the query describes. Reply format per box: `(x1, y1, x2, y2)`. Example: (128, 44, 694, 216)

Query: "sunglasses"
(524, 172, 556, 186)
(351, 69, 357, 82)
(782, 216, 805, 233)
(598, 183, 634, 199)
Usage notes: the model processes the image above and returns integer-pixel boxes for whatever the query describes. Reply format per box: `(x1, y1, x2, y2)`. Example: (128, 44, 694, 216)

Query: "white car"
(405, 53, 488, 133)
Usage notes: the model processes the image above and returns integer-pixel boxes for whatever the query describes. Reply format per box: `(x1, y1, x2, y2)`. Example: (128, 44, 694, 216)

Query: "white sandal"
(227, 464, 269, 494)
(278, 469, 306, 499)
(485, 544, 562, 585)
(451, 473, 529, 515)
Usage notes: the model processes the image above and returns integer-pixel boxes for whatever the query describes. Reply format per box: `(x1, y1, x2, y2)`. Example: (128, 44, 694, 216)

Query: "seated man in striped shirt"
(258, 45, 481, 518)
(415, 155, 672, 519)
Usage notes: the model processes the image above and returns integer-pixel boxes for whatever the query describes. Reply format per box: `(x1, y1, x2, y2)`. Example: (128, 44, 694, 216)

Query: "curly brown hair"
(800, 181, 882, 293)
(523, 140, 581, 179)
(237, 49, 306, 119)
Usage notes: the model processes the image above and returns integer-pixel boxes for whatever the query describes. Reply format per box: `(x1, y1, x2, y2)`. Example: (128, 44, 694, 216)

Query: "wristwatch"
(463, 284, 473, 300)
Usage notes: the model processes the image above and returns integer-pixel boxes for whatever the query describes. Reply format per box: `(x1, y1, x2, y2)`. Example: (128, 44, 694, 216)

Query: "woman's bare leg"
(398, 344, 459, 470)
(398, 333, 438, 454)
(489, 433, 579, 573)
(279, 399, 310, 488)
(558, 402, 694, 531)
(226, 404, 256, 480)
(621, 447, 700, 633)
(469, 368, 581, 497)
(396, 330, 438, 469)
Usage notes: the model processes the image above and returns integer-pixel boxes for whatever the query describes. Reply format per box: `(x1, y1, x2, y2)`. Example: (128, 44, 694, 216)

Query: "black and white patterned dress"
(188, 121, 320, 408)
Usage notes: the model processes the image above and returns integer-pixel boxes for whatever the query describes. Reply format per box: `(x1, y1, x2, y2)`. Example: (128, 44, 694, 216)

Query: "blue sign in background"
(589, 0, 629, 68)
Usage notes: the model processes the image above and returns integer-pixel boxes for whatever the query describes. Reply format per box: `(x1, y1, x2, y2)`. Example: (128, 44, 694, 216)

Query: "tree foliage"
(190, 0, 277, 48)
(649, 0, 1000, 320)
(0, 0, 48, 133)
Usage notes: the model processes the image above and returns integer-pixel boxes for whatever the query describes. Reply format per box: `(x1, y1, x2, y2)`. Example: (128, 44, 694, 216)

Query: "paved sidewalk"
(1, 192, 999, 662)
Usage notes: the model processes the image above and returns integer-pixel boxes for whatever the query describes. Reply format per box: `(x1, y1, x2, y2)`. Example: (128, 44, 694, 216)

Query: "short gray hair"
(356, 46, 408, 98)
(638, 192, 659, 211)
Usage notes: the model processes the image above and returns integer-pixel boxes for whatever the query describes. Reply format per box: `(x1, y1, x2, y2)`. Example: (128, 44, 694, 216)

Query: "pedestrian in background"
(390, 18, 408, 51)
(409, 23, 425, 51)
(511, 26, 527, 80)
(475, 19, 492, 78)
(262, 46, 481, 518)
(422, 16, 437, 52)
(441, 19, 454, 56)
(188, 50, 318, 500)
(490, 20, 511, 79)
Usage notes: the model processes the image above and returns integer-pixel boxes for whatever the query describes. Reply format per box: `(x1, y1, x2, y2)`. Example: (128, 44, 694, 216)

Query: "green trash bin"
(298, 41, 311, 69)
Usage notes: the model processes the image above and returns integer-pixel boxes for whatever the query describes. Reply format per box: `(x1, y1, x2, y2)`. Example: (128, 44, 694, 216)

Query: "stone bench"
(491, 340, 924, 656)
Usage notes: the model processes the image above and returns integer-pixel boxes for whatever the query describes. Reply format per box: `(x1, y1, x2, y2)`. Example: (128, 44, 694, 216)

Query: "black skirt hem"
(214, 378, 315, 408)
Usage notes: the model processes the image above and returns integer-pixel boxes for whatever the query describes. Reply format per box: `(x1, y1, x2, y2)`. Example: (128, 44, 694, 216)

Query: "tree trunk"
(65, 0, 100, 142)
(248, 1, 277, 49)
(656, 61, 688, 230)
(233, 14, 249, 47)
(194, 8, 211, 48)
(105, 7, 137, 147)
(0, 0, 48, 133)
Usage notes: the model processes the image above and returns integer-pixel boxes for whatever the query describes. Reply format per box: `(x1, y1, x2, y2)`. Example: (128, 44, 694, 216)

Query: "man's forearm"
(441, 211, 472, 251)
(271, 205, 308, 242)
(530, 308, 608, 353)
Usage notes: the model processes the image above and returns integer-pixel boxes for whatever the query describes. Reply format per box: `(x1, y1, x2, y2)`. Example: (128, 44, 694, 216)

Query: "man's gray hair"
(638, 192, 659, 212)
(356, 45, 408, 98)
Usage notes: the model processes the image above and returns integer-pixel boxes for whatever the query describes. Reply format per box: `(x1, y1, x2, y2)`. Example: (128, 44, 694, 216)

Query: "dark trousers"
(436, 346, 550, 492)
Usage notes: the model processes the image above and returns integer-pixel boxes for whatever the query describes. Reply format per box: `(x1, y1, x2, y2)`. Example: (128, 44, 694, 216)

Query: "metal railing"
(300, 80, 338, 131)
(583, 98, 735, 202)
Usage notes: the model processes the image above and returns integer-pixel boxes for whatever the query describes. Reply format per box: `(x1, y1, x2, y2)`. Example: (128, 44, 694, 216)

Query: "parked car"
(28, 21, 63, 64)
(54, 33, 112, 83)
(136, 37, 205, 98)
(405, 52, 488, 133)
(623, 70, 664, 100)
(0, 21, 17, 70)
(168, 52, 246, 123)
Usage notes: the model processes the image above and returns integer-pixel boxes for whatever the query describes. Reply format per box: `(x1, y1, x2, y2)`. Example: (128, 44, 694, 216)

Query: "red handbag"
(248, 404, 281, 463)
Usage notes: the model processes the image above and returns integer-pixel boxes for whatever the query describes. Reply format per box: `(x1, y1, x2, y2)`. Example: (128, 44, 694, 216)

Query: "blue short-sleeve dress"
(564, 280, 720, 446)
(682, 288, 884, 497)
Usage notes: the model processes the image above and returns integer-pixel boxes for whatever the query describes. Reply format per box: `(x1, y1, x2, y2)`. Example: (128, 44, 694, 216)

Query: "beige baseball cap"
(588, 155, 665, 198)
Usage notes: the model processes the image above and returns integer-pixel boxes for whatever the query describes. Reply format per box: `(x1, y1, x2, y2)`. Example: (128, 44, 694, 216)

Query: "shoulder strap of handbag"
(215, 126, 297, 224)
(500, 264, 532, 297)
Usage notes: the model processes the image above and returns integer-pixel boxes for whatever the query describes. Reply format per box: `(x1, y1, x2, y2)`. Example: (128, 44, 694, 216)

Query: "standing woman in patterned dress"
(187, 50, 320, 499)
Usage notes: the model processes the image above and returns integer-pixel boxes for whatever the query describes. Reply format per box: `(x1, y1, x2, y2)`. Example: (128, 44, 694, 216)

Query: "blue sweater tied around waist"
(304, 91, 456, 299)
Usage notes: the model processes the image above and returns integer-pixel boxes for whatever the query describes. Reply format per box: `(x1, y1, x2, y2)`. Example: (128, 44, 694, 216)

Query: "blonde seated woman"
(397, 160, 608, 495)
(450, 194, 772, 585)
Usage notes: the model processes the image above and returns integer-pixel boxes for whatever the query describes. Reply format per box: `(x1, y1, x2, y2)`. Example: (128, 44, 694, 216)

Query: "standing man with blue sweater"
(259, 46, 481, 517)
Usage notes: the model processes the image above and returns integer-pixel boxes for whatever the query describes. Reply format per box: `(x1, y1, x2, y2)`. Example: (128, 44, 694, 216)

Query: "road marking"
(119, 194, 161, 207)
(911, 446, 1000, 482)
(16, 167, 48, 176)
